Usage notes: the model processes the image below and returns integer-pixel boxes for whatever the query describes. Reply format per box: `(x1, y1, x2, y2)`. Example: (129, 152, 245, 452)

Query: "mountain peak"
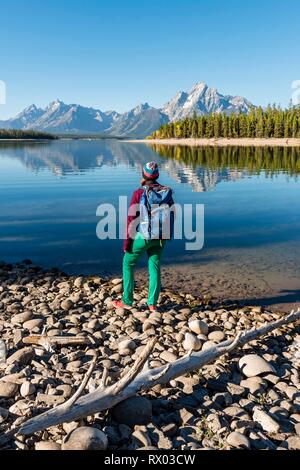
(48, 99, 65, 110)
(24, 104, 38, 112)
(162, 82, 253, 120)
(190, 81, 208, 93)
(135, 102, 150, 111)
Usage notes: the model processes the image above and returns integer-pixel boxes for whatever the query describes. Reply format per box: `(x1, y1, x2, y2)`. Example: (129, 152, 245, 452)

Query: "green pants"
(122, 236, 166, 307)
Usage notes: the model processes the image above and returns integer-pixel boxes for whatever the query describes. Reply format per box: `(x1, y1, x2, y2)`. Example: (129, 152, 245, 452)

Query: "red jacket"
(124, 183, 173, 252)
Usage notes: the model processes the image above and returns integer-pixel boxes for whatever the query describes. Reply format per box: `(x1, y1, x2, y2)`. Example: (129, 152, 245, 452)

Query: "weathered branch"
(2, 308, 299, 440)
(23, 335, 91, 352)
(64, 352, 98, 408)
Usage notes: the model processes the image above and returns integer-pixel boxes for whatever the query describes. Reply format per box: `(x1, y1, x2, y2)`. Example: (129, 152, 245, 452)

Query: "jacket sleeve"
(123, 189, 142, 252)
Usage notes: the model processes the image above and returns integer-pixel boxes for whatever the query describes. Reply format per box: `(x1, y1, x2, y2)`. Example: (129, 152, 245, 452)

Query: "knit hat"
(143, 161, 159, 180)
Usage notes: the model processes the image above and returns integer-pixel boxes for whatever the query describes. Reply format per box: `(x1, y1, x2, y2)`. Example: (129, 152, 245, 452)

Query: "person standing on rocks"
(113, 162, 175, 313)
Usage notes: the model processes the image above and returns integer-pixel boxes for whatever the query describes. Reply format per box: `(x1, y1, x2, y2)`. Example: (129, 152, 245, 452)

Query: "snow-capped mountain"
(162, 82, 253, 121)
(107, 103, 169, 138)
(0, 104, 44, 130)
(0, 82, 254, 137)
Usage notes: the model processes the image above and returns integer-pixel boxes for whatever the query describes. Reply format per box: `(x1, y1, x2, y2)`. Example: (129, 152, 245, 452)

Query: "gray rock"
(20, 381, 36, 398)
(160, 350, 177, 363)
(35, 441, 61, 450)
(183, 333, 202, 352)
(7, 347, 35, 366)
(252, 407, 280, 433)
(61, 299, 74, 311)
(11, 311, 33, 325)
(23, 318, 44, 331)
(240, 377, 267, 395)
(208, 331, 226, 342)
(62, 427, 108, 450)
(286, 435, 300, 450)
(112, 397, 152, 427)
(227, 431, 251, 449)
(188, 319, 209, 336)
(0, 381, 19, 398)
(239, 354, 276, 377)
(118, 339, 136, 355)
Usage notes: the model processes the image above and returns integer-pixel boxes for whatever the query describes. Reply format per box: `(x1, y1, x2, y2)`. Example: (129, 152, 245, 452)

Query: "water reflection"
(1, 140, 299, 193)
(150, 144, 300, 177)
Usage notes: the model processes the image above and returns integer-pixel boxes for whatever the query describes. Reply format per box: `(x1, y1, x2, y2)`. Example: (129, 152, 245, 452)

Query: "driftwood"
(1, 308, 300, 442)
(22, 335, 91, 352)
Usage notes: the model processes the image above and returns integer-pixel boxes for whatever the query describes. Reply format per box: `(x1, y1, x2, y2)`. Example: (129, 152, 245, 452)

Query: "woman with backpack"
(113, 162, 174, 312)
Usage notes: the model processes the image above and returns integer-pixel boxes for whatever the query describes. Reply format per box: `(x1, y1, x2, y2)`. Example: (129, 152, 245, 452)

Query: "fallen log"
(1, 308, 300, 441)
(22, 335, 91, 351)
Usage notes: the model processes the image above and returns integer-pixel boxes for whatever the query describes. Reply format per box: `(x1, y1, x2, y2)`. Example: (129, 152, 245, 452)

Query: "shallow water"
(0, 140, 300, 310)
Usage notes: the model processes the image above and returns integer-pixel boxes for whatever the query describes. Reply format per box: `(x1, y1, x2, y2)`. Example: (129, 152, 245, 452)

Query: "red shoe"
(148, 305, 157, 312)
(112, 300, 132, 311)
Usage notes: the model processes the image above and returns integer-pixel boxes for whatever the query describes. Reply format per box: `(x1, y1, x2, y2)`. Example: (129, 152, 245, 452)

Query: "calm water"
(0, 140, 300, 308)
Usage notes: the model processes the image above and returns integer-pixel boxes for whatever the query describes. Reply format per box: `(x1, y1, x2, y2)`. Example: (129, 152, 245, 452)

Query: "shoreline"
(0, 139, 56, 143)
(127, 137, 300, 147)
(0, 260, 299, 451)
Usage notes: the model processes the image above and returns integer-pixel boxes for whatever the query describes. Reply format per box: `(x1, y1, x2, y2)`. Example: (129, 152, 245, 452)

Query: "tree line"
(0, 129, 57, 140)
(149, 106, 300, 139)
(149, 144, 300, 177)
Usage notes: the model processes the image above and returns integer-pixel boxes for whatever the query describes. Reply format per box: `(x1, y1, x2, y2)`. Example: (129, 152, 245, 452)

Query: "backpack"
(139, 186, 174, 240)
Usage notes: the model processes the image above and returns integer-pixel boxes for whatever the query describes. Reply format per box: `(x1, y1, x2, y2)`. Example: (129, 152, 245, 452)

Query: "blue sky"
(0, 0, 299, 119)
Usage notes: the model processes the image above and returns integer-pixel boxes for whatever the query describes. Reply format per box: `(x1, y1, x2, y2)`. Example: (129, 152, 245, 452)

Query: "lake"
(0, 140, 300, 311)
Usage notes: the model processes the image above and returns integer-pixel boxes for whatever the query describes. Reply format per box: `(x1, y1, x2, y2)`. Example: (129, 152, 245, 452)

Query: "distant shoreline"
(127, 138, 300, 147)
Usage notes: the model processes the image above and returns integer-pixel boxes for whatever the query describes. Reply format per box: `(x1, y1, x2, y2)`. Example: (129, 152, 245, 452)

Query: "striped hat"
(143, 161, 159, 180)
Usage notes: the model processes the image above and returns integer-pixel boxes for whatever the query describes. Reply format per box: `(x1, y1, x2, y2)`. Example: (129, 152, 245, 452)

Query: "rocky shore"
(0, 261, 299, 451)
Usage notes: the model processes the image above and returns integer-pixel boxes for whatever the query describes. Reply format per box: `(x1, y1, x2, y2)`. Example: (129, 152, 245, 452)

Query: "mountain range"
(0, 82, 254, 138)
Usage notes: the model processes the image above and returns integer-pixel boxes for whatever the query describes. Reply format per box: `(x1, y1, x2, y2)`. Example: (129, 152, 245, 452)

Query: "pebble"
(112, 397, 152, 427)
(239, 354, 276, 378)
(240, 377, 267, 395)
(61, 299, 74, 311)
(11, 311, 33, 325)
(6, 347, 35, 366)
(183, 333, 202, 352)
(188, 319, 209, 336)
(227, 431, 251, 450)
(62, 427, 108, 450)
(160, 350, 178, 363)
(286, 435, 300, 450)
(23, 318, 44, 331)
(35, 441, 61, 451)
(208, 331, 226, 342)
(0, 381, 19, 398)
(20, 381, 36, 398)
(252, 408, 280, 433)
(118, 339, 136, 355)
